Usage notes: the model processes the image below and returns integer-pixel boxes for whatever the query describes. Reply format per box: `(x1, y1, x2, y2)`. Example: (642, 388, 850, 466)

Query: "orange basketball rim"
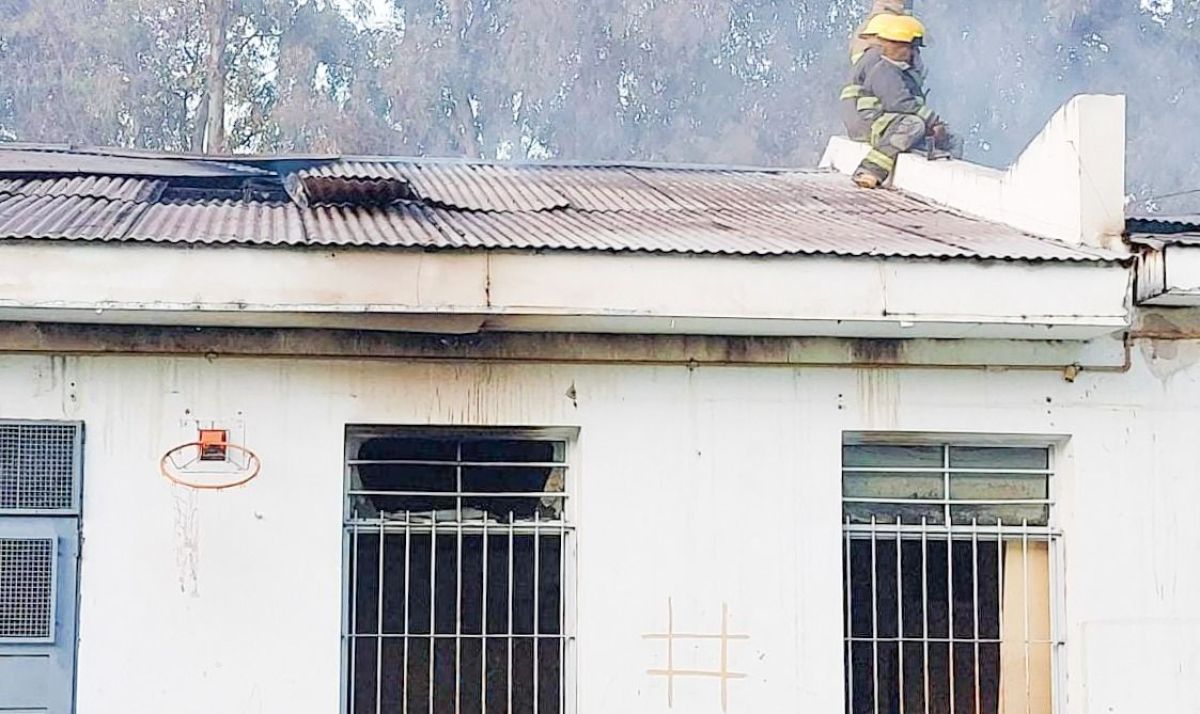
(159, 434, 262, 491)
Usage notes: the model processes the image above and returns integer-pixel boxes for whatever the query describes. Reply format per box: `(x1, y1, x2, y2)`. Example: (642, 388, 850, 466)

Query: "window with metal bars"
(842, 440, 1062, 714)
(343, 428, 573, 714)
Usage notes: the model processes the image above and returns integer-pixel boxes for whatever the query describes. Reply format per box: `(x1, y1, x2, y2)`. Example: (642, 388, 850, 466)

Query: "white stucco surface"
(4, 342, 1200, 713)
(1143, 245, 1200, 306)
(820, 95, 1128, 251)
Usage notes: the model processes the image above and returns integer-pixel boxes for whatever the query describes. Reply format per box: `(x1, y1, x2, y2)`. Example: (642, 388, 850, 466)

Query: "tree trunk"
(196, 0, 231, 154)
(454, 88, 482, 158)
(192, 93, 209, 152)
(442, 0, 483, 158)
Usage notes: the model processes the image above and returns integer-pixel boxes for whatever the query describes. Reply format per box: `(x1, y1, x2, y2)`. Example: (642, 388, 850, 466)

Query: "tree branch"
(228, 29, 283, 63)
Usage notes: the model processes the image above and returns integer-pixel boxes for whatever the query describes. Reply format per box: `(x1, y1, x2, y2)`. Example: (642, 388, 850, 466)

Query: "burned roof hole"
(159, 176, 287, 203)
(296, 176, 417, 207)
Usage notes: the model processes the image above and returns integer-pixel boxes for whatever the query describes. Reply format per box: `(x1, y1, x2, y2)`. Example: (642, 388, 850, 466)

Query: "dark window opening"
(845, 538, 1004, 714)
(344, 429, 572, 714)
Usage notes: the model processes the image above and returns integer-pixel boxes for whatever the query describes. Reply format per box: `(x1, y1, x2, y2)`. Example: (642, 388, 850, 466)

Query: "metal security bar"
(842, 443, 1062, 714)
(343, 429, 574, 714)
(0, 422, 81, 513)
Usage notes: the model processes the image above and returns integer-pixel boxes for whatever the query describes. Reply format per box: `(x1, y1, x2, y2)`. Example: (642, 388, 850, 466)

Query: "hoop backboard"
(161, 416, 260, 490)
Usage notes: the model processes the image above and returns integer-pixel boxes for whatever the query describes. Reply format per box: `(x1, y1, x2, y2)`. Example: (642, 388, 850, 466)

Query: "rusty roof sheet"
(0, 148, 1124, 263)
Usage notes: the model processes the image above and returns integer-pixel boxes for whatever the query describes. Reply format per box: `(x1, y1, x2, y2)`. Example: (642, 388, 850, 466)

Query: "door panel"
(0, 421, 82, 714)
(0, 519, 78, 713)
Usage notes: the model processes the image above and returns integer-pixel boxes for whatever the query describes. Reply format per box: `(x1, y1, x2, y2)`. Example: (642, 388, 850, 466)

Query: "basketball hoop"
(160, 440, 261, 491)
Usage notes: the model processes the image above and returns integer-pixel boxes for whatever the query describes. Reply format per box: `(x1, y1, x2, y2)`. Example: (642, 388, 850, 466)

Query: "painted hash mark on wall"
(642, 598, 749, 712)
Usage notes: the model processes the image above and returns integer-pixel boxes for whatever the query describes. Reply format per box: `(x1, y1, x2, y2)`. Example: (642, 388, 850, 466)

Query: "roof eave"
(0, 240, 1132, 341)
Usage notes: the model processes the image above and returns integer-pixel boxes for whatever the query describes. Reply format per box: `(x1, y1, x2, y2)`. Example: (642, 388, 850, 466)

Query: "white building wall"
(2, 347, 1199, 713)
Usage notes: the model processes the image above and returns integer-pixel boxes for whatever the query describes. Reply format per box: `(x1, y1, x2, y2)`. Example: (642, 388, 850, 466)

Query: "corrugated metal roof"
(297, 162, 947, 216)
(121, 202, 463, 248)
(126, 201, 305, 245)
(400, 163, 570, 212)
(1128, 214, 1200, 228)
(428, 206, 1117, 260)
(302, 203, 449, 247)
(1128, 215, 1200, 232)
(0, 194, 142, 240)
(428, 207, 953, 256)
(605, 169, 870, 213)
(1126, 215, 1200, 247)
(0, 176, 164, 202)
(0, 147, 1124, 263)
(296, 161, 570, 211)
(524, 165, 687, 211)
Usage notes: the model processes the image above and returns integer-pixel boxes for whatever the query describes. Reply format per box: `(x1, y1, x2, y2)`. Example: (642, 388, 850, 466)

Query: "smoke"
(915, 0, 1199, 212)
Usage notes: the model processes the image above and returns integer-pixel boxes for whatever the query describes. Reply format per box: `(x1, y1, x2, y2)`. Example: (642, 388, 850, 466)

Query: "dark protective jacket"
(841, 49, 885, 141)
(842, 49, 935, 143)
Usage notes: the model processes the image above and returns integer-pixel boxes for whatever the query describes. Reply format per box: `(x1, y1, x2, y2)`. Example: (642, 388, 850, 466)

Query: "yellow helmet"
(860, 13, 926, 44)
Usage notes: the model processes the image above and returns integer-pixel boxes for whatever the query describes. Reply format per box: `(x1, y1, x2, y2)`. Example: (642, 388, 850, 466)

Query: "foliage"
(0, 0, 1196, 207)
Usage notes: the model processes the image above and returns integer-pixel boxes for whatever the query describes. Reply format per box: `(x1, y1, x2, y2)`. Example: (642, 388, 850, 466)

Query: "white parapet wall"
(820, 94, 1128, 251)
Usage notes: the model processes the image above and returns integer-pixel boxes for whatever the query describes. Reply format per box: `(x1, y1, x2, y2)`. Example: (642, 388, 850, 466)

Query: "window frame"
(840, 432, 1067, 714)
(339, 425, 579, 714)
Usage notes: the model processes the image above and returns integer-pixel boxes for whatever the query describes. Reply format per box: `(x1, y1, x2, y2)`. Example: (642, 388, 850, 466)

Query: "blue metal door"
(0, 421, 83, 714)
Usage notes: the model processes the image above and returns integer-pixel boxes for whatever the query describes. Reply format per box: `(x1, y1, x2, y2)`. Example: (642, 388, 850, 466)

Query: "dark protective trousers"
(855, 114, 927, 182)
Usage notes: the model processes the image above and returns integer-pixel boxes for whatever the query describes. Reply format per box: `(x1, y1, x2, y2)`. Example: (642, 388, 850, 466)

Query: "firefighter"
(841, 16, 922, 153)
(849, 0, 926, 87)
(842, 14, 955, 189)
(842, 24, 891, 148)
